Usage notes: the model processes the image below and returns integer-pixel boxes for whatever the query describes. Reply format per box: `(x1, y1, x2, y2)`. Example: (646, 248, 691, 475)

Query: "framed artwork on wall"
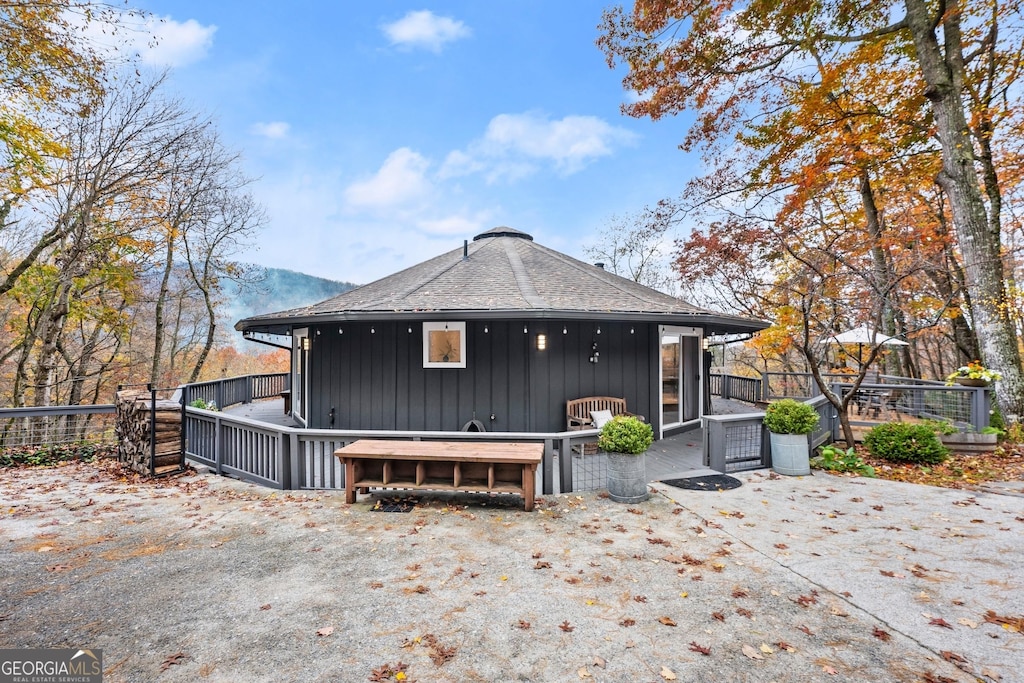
(423, 321, 466, 368)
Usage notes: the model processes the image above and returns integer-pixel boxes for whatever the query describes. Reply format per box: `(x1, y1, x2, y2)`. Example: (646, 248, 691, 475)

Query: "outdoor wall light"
(702, 337, 710, 351)
(596, 326, 601, 334)
(630, 327, 635, 334)
(408, 326, 412, 333)
(301, 338, 310, 351)
(563, 325, 567, 334)
(371, 327, 375, 334)
(339, 328, 343, 334)
(484, 325, 489, 333)
(524, 325, 528, 334)
(536, 334, 547, 350)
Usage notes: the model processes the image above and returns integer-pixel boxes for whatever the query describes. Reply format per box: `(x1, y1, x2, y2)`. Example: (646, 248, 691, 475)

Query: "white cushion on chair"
(590, 410, 614, 428)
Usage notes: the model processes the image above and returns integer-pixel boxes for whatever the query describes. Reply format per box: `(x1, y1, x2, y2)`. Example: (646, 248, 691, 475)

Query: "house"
(235, 227, 768, 439)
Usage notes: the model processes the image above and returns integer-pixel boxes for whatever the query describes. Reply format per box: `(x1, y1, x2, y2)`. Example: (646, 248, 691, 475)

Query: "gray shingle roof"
(235, 227, 768, 334)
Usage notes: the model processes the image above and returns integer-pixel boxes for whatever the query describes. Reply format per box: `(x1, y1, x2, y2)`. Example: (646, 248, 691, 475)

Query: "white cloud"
(440, 111, 637, 181)
(382, 10, 470, 52)
(343, 147, 432, 209)
(137, 16, 216, 67)
(416, 214, 488, 236)
(250, 121, 290, 139)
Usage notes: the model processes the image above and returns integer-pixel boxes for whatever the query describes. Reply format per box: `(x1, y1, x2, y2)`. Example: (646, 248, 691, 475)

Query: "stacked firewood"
(115, 390, 183, 475)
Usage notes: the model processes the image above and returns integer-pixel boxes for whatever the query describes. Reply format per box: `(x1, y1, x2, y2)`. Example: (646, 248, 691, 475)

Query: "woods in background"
(0, 2, 279, 407)
(600, 0, 1024, 419)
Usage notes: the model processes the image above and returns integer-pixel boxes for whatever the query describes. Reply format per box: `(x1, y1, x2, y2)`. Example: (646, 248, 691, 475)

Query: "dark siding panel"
(506, 323, 530, 431)
(311, 318, 660, 439)
(528, 323, 550, 432)
(489, 323, 510, 431)
(407, 325, 425, 430)
(473, 322, 492, 430)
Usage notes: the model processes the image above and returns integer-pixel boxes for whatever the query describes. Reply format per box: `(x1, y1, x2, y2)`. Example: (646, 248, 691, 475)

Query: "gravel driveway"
(1, 461, 1021, 682)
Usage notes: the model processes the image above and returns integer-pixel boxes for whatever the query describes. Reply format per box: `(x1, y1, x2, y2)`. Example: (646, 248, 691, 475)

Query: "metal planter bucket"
(607, 451, 649, 503)
(769, 432, 811, 476)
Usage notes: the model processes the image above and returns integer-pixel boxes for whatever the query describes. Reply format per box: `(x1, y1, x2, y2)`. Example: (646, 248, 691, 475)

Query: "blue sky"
(129, 1, 699, 284)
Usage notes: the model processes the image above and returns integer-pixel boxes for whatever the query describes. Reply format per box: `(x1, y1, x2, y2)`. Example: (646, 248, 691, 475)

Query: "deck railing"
(709, 373, 764, 404)
(182, 373, 288, 409)
(184, 405, 600, 495)
(703, 395, 835, 473)
(0, 404, 117, 448)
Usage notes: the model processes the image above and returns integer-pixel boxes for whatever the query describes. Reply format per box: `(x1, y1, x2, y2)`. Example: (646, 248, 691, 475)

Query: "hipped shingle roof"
(236, 227, 768, 335)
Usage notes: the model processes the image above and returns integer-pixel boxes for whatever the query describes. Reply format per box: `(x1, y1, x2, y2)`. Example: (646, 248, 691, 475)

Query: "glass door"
(661, 337, 681, 426)
(660, 327, 703, 435)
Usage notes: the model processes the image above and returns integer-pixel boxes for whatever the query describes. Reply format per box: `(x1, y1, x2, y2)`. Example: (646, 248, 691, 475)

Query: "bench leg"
(344, 459, 357, 504)
(522, 465, 536, 512)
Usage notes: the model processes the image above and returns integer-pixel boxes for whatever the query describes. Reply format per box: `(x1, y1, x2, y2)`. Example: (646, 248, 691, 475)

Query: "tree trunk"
(903, 0, 1024, 417)
(151, 234, 176, 384)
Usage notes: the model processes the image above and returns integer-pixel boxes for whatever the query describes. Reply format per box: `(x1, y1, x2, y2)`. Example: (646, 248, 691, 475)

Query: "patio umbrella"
(830, 325, 909, 347)
(829, 326, 908, 368)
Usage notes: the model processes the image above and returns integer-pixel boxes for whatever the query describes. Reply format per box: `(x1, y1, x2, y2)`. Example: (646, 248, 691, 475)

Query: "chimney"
(594, 262, 605, 270)
(463, 239, 469, 260)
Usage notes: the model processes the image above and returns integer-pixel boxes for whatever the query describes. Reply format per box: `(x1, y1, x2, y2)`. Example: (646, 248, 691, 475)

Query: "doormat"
(370, 497, 418, 512)
(660, 474, 742, 491)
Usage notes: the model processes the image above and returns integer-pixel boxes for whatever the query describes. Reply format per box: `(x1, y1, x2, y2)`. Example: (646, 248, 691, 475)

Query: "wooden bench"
(566, 396, 641, 430)
(566, 397, 644, 455)
(279, 389, 291, 414)
(334, 440, 542, 511)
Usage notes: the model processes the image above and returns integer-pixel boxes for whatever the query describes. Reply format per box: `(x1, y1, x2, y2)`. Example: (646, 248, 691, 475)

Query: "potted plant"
(598, 415, 654, 503)
(763, 399, 820, 476)
(946, 360, 1001, 386)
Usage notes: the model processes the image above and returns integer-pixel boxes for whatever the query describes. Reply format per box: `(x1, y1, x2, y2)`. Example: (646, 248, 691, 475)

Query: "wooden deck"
(223, 397, 736, 487)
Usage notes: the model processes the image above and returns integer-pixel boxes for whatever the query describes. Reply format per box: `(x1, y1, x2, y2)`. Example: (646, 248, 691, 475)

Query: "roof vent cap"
(472, 226, 534, 241)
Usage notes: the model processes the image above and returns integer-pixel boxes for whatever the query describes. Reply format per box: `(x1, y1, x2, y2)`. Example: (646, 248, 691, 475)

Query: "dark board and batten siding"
(305, 321, 655, 434)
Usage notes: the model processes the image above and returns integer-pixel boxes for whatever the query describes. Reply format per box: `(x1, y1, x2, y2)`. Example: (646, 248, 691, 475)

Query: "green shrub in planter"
(763, 399, 820, 435)
(598, 416, 653, 454)
(863, 422, 948, 464)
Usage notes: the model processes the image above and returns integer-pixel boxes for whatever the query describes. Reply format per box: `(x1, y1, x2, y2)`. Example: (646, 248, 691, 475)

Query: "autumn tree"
(599, 0, 1024, 418)
(584, 202, 678, 293)
(0, 1, 146, 294)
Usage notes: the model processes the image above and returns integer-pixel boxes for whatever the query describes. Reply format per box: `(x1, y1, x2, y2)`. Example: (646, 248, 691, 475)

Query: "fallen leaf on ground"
(957, 618, 978, 629)
(160, 652, 186, 671)
(560, 620, 574, 632)
(658, 616, 677, 627)
(741, 644, 763, 660)
(689, 642, 710, 655)
(578, 667, 592, 679)
(593, 656, 606, 669)
(983, 610, 1023, 632)
(316, 626, 334, 636)
(660, 666, 677, 680)
(872, 627, 891, 641)
(929, 617, 953, 629)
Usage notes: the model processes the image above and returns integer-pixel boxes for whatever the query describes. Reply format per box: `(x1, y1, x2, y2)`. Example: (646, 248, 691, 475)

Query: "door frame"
(659, 325, 704, 439)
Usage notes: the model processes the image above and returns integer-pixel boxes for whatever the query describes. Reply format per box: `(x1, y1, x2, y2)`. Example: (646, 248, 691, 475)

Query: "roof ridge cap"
(503, 239, 548, 308)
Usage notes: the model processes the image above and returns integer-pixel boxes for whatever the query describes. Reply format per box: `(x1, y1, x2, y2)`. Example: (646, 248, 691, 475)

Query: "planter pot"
(606, 451, 649, 503)
(954, 377, 990, 387)
(769, 432, 811, 476)
(940, 432, 998, 453)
